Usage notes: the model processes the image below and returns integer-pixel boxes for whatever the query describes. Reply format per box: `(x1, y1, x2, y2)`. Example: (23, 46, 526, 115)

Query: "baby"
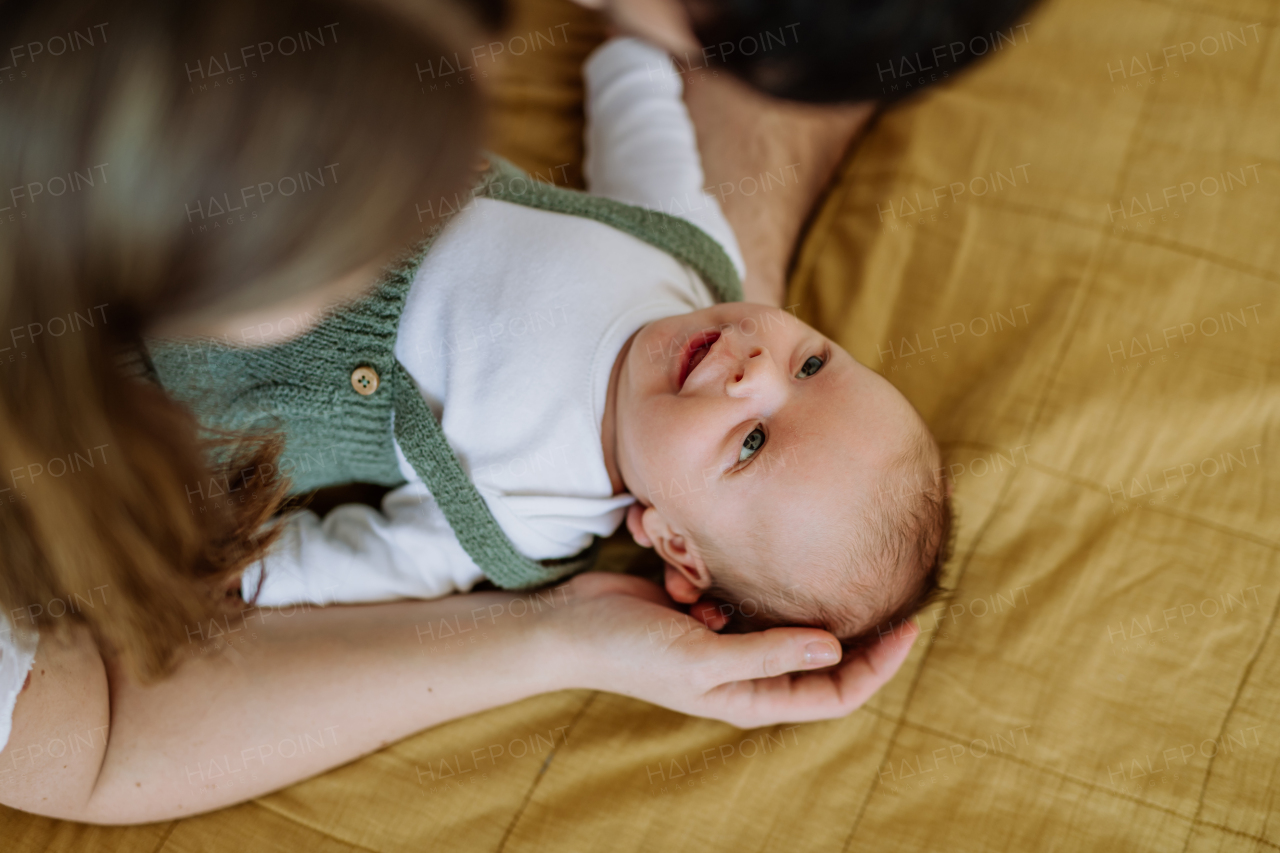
(240, 37, 950, 647)
(610, 300, 949, 643)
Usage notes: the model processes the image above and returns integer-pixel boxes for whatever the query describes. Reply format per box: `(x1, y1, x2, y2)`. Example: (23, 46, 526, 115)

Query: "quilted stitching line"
(1016, 457, 1279, 551)
(1195, 820, 1280, 851)
(494, 691, 600, 853)
(1021, 221, 1107, 442)
(892, 445, 1280, 848)
(1179, 547, 1280, 853)
(857, 704, 1197, 822)
(1064, 20, 1264, 843)
(1104, 225, 1280, 285)
(1136, 0, 1279, 27)
(147, 821, 179, 853)
(247, 798, 381, 853)
(1091, 209, 1273, 289)
(858, 703, 1280, 850)
(856, 185, 1280, 290)
(840, 465, 1026, 852)
(861, 176, 1100, 237)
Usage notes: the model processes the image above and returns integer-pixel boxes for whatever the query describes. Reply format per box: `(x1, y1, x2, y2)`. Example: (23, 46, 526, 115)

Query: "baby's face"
(614, 303, 924, 591)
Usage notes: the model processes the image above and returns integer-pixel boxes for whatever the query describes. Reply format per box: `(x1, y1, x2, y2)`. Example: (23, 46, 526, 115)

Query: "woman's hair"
(0, 0, 486, 678)
(685, 0, 1043, 103)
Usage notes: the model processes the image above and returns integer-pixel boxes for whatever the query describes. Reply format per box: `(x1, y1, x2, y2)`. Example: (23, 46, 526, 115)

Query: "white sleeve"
(0, 611, 38, 753)
(583, 37, 747, 282)
(243, 481, 486, 607)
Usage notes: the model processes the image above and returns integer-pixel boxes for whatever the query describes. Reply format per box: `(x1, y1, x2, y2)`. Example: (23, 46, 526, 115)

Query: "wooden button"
(350, 366, 379, 396)
(475, 156, 491, 173)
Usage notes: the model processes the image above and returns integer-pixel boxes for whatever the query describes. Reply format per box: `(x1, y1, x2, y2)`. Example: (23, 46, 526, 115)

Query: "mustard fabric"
(4, 0, 1276, 848)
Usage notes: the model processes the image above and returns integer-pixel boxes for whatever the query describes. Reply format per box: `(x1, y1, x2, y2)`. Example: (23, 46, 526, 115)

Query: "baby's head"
(613, 302, 950, 646)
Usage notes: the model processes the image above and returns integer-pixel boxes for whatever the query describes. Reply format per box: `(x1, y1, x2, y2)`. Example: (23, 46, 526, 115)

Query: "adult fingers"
(682, 625, 844, 687)
(564, 572, 670, 607)
(709, 622, 921, 727)
(830, 620, 920, 709)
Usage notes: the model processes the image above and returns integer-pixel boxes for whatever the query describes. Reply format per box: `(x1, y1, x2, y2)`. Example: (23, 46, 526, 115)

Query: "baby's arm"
(583, 38, 746, 281)
(244, 482, 483, 607)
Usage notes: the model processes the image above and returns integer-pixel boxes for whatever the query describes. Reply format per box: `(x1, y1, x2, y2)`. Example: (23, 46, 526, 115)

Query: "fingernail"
(804, 642, 840, 665)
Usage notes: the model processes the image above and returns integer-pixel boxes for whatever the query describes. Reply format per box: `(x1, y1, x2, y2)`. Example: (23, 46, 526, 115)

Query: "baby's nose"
(732, 346, 763, 377)
(728, 347, 781, 395)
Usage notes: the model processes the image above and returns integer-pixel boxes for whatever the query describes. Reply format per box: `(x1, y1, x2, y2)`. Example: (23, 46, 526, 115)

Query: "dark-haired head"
(683, 0, 1043, 103)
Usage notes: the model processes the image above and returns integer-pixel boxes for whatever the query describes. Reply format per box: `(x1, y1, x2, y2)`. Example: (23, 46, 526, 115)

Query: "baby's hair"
(838, 485, 953, 651)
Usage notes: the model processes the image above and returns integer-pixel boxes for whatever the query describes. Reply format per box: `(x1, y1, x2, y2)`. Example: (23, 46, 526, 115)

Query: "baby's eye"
(740, 426, 765, 462)
(797, 355, 824, 378)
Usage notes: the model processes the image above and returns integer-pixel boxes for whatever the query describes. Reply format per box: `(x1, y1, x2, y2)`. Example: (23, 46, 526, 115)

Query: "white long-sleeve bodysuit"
(238, 38, 746, 608)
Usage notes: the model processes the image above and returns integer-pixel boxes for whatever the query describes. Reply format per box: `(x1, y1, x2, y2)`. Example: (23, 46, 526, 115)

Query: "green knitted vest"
(151, 155, 741, 590)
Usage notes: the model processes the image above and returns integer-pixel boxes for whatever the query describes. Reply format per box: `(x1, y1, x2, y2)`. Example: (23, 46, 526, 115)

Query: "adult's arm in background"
(583, 37, 746, 282)
(682, 69, 875, 307)
(0, 573, 915, 824)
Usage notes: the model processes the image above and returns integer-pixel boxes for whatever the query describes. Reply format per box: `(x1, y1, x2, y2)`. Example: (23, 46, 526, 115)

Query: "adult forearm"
(2, 573, 910, 824)
(4, 590, 564, 824)
(683, 71, 874, 307)
(92, 591, 564, 823)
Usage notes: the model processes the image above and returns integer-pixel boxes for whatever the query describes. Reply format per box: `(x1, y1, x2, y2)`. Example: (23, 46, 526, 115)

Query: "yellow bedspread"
(5, 0, 1277, 848)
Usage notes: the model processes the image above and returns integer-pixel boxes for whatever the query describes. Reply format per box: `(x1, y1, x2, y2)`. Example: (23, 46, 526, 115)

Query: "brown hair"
(0, 0, 485, 678)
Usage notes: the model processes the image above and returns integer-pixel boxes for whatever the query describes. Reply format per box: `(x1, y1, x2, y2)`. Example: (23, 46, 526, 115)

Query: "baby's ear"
(632, 506, 713, 589)
(663, 563, 702, 604)
(625, 504, 652, 547)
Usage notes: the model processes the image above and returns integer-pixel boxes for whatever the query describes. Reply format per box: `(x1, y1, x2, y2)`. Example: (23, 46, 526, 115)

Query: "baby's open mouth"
(678, 331, 720, 389)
